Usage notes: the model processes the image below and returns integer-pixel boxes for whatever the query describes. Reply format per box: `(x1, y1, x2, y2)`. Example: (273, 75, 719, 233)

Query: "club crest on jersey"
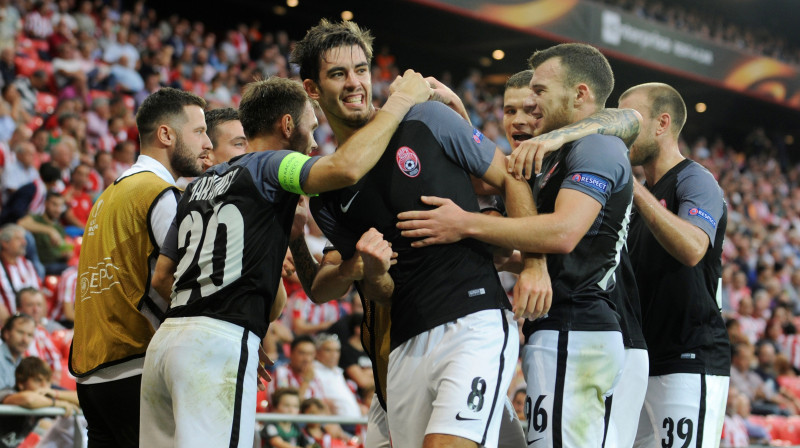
(396, 146, 421, 178)
(472, 128, 484, 144)
(689, 207, 717, 228)
(570, 173, 607, 193)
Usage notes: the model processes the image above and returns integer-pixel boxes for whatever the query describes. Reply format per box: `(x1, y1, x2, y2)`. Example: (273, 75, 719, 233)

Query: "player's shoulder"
(676, 160, 722, 192)
(575, 133, 627, 152)
(405, 101, 460, 122)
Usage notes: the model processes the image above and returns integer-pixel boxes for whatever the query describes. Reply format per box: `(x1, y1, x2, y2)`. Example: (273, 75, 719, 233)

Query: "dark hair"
(1, 313, 34, 342)
(238, 78, 308, 140)
(528, 43, 614, 107)
(135, 87, 206, 145)
(290, 334, 315, 352)
(15, 357, 51, 388)
(300, 397, 325, 414)
(15, 287, 41, 310)
(291, 18, 374, 84)
(205, 107, 240, 147)
(270, 387, 300, 411)
(505, 70, 533, 90)
(618, 82, 687, 137)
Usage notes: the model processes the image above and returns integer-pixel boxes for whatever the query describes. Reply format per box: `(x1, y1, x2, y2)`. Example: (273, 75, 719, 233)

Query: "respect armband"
(278, 152, 312, 195)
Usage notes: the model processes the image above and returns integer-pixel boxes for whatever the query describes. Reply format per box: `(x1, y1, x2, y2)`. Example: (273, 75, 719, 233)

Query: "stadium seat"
(14, 56, 37, 77)
(256, 389, 268, 413)
(35, 92, 57, 115)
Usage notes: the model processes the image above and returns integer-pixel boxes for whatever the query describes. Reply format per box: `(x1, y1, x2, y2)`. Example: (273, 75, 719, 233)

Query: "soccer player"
(501, 69, 648, 448)
(69, 87, 209, 448)
(619, 83, 730, 448)
(140, 74, 431, 447)
(198, 107, 248, 171)
(292, 19, 542, 448)
(398, 43, 634, 447)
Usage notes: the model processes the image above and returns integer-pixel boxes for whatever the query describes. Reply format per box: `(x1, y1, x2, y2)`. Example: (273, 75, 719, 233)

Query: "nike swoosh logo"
(340, 191, 360, 213)
(526, 437, 543, 445)
(455, 412, 479, 421)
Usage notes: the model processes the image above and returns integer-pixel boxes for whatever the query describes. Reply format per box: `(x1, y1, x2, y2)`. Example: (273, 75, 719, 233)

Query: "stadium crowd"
(0, 0, 794, 447)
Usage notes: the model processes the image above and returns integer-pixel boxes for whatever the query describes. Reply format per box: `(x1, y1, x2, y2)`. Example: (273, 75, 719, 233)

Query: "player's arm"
(310, 250, 361, 304)
(152, 254, 177, 303)
(301, 70, 432, 194)
(632, 181, 710, 266)
(397, 185, 601, 254)
(288, 198, 318, 295)
(270, 280, 287, 322)
(509, 108, 642, 179)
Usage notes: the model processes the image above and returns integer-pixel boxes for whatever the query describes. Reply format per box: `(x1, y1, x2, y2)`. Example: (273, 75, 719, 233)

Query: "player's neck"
(139, 146, 179, 181)
(247, 135, 286, 153)
(644, 142, 684, 186)
(328, 109, 377, 147)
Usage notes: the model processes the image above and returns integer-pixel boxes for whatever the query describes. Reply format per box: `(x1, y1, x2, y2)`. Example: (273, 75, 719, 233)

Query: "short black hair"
(205, 107, 240, 147)
(135, 87, 206, 145)
(528, 43, 614, 107)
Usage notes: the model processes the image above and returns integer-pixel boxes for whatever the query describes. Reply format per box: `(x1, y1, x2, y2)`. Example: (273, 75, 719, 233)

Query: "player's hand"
(513, 256, 552, 320)
(257, 344, 274, 391)
(356, 228, 396, 279)
(291, 197, 308, 241)
(426, 76, 470, 123)
(396, 196, 468, 247)
(389, 69, 433, 104)
(508, 132, 566, 180)
(282, 249, 295, 278)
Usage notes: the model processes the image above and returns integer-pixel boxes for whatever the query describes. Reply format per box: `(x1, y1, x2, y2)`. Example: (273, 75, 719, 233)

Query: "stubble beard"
(171, 133, 204, 178)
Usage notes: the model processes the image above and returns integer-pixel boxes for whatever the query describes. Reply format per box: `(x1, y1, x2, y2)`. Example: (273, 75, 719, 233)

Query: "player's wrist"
(381, 92, 415, 121)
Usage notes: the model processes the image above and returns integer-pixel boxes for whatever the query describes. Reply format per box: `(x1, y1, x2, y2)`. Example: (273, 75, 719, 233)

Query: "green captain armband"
(278, 152, 312, 195)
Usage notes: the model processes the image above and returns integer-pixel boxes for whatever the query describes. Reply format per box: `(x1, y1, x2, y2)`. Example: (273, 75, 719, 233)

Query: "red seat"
(255, 389, 269, 413)
(35, 92, 57, 115)
(14, 56, 36, 77)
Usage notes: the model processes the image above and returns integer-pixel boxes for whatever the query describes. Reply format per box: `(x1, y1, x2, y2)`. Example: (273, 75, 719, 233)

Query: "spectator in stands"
(736, 296, 765, 344)
(2, 142, 40, 199)
(0, 357, 80, 448)
(18, 191, 71, 275)
(261, 387, 312, 448)
(0, 314, 35, 390)
(299, 397, 352, 447)
(730, 341, 793, 415)
(721, 386, 750, 447)
(0, 224, 41, 321)
(336, 312, 373, 396)
(270, 335, 324, 401)
(511, 387, 526, 421)
(13, 70, 50, 116)
(1, 83, 33, 127)
(16, 287, 63, 384)
(61, 162, 91, 228)
(110, 139, 136, 177)
(0, 0, 21, 51)
(313, 333, 361, 419)
(53, 265, 75, 326)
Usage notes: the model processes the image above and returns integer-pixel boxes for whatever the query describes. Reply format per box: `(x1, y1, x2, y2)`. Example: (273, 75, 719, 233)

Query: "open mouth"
(343, 94, 364, 107)
(512, 133, 533, 142)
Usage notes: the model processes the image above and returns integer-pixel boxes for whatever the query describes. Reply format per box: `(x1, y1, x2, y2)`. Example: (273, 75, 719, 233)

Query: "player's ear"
(281, 114, 294, 140)
(574, 83, 593, 109)
(303, 79, 320, 100)
(156, 124, 174, 147)
(655, 113, 671, 137)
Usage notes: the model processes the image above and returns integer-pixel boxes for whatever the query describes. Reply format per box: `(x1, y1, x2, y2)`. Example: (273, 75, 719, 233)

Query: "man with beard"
(141, 75, 431, 447)
(619, 83, 729, 448)
(69, 87, 210, 448)
(502, 69, 648, 448)
(398, 43, 636, 447)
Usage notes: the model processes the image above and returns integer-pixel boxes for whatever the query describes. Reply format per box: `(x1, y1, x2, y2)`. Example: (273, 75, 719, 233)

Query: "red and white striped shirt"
(287, 291, 341, 332)
(268, 363, 325, 401)
(24, 324, 62, 380)
(721, 414, 749, 447)
(52, 266, 77, 322)
(0, 256, 41, 314)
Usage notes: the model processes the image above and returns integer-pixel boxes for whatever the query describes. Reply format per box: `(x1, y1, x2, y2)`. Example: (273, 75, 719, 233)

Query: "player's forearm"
(303, 94, 414, 194)
(633, 182, 708, 266)
(463, 211, 582, 254)
(310, 262, 359, 304)
(593, 108, 642, 147)
(152, 255, 177, 303)
(358, 273, 393, 307)
(270, 281, 287, 322)
(289, 237, 318, 296)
